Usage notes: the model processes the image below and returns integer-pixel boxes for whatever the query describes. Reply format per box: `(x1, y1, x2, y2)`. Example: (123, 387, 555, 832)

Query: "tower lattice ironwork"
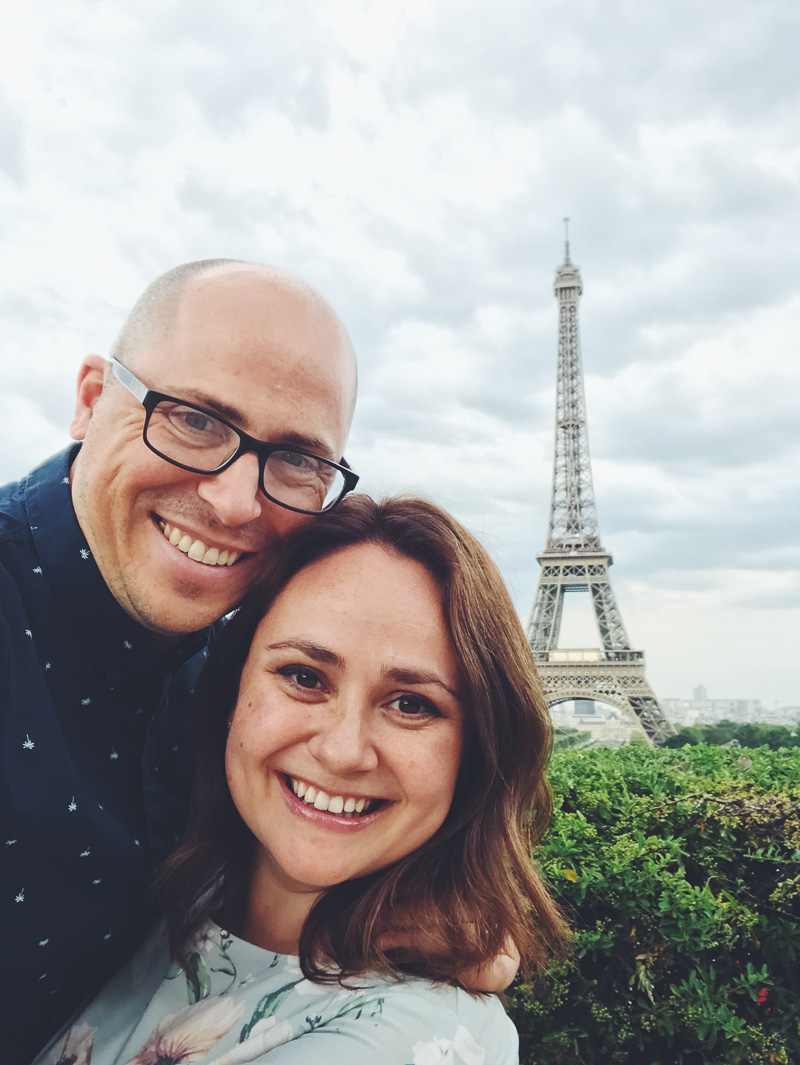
(526, 224, 674, 744)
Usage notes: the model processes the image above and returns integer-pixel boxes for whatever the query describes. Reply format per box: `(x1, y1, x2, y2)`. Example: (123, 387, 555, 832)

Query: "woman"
(39, 496, 569, 1065)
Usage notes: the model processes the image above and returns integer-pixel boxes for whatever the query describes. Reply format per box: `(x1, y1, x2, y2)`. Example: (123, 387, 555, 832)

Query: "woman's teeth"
(289, 776, 377, 817)
(160, 522, 239, 566)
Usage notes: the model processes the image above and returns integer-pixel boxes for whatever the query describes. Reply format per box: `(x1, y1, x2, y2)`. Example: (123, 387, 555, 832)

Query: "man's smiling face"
(69, 266, 356, 641)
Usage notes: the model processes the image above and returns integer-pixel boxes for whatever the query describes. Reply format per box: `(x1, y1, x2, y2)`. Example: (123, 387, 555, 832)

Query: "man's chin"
(112, 547, 253, 637)
(131, 591, 240, 643)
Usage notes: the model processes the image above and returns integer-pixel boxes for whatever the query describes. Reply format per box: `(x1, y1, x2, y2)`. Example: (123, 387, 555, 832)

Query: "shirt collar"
(23, 445, 208, 682)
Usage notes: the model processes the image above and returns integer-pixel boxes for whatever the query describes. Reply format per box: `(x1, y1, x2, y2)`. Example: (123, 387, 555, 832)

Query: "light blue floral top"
(36, 922, 518, 1064)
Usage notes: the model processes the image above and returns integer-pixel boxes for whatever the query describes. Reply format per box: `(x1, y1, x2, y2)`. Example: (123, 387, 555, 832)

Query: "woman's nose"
(306, 704, 379, 775)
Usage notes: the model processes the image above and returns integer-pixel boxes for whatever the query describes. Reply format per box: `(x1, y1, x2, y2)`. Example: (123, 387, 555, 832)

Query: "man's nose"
(195, 452, 263, 527)
(306, 703, 380, 775)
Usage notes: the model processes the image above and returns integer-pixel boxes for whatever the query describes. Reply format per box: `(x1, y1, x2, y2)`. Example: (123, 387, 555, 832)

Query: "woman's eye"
(388, 694, 438, 718)
(278, 665, 322, 690)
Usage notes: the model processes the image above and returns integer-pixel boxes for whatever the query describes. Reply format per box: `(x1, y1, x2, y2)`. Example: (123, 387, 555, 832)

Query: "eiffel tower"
(526, 223, 674, 744)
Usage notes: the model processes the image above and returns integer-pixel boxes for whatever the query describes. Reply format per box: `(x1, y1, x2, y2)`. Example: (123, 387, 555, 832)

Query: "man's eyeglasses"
(110, 359, 359, 515)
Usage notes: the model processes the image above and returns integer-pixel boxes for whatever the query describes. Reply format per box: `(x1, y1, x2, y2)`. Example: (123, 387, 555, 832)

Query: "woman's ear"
(70, 355, 109, 441)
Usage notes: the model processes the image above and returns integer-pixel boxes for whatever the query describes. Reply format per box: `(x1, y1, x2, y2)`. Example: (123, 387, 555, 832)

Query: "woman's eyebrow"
(382, 666, 461, 701)
(263, 639, 344, 669)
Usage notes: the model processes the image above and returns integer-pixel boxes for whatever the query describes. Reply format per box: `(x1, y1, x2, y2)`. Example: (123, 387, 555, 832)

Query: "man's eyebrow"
(382, 666, 461, 701)
(263, 639, 345, 669)
(174, 389, 246, 425)
(167, 389, 336, 458)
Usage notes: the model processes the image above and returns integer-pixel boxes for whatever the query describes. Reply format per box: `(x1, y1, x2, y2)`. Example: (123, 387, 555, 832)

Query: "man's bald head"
(108, 260, 357, 420)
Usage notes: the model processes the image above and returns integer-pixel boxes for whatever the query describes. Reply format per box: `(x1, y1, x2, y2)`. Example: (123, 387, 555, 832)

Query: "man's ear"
(69, 355, 109, 441)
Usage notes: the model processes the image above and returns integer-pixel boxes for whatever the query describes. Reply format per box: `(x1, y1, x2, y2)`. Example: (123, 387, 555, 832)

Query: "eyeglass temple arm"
(110, 359, 149, 405)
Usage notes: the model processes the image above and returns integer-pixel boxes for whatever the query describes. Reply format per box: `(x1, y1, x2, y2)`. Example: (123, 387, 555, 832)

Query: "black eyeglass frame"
(110, 358, 359, 515)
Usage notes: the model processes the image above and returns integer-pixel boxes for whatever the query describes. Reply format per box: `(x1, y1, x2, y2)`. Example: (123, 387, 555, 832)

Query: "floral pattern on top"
(35, 923, 518, 1065)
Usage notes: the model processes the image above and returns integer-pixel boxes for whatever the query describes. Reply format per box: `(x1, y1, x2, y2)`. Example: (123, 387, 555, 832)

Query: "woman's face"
(226, 543, 465, 900)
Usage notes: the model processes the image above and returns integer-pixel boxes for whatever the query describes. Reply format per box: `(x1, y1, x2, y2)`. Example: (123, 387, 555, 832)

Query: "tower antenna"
(563, 216, 571, 263)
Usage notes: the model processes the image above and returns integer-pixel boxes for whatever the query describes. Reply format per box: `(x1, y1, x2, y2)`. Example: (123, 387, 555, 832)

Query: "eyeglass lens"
(146, 400, 345, 512)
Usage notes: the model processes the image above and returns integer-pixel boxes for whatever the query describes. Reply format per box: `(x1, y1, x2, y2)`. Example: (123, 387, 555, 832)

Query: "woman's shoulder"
(370, 978, 519, 1062)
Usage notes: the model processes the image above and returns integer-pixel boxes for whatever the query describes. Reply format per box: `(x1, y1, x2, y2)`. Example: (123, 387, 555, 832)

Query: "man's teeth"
(289, 777, 375, 817)
(160, 523, 239, 566)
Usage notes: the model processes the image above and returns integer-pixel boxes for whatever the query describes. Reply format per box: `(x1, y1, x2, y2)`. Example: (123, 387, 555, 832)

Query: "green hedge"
(508, 745, 800, 1064)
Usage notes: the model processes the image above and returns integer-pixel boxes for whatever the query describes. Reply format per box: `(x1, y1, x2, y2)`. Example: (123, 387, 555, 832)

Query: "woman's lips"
(286, 774, 382, 816)
(279, 775, 389, 831)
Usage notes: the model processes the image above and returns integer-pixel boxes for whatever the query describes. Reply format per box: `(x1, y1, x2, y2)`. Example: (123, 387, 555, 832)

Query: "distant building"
(573, 699, 596, 715)
(662, 696, 761, 727)
(765, 706, 800, 727)
(662, 687, 799, 728)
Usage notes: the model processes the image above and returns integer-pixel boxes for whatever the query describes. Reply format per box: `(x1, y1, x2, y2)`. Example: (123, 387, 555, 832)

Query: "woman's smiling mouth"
(285, 775, 384, 817)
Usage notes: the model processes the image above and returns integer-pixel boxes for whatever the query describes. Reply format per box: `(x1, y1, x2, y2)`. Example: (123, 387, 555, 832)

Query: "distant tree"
(754, 723, 800, 749)
(664, 727, 699, 747)
(664, 720, 799, 750)
(704, 719, 738, 745)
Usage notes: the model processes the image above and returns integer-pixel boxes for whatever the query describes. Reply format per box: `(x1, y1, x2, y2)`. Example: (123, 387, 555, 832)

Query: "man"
(1, 260, 358, 1062)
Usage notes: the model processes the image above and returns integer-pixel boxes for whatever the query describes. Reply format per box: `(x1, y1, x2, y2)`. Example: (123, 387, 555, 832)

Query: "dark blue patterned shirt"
(0, 447, 211, 1064)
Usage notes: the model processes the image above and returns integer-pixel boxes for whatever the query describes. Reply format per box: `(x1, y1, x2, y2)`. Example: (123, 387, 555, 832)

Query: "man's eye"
(278, 665, 322, 690)
(164, 405, 224, 437)
(274, 450, 322, 474)
(182, 410, 215, 432)
(388, 694, 438, 718)
(280, 450, 310, 468)
(175, 408, 226, 436)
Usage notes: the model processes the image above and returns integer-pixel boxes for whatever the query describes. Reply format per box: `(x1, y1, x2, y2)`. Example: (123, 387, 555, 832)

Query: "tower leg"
(526, 581, 563, 653)
(589, 577, 631, 651)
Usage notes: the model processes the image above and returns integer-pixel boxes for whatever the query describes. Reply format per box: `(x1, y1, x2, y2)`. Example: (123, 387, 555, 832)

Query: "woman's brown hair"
(157, 495, 570, 984)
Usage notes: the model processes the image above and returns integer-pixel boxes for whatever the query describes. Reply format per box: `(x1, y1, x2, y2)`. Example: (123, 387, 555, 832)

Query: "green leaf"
(184, 950, 212, 1004)
(240, 979, 300, 1041)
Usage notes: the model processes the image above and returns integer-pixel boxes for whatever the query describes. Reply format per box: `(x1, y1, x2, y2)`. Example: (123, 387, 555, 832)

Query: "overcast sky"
(1, 0, 798, 708)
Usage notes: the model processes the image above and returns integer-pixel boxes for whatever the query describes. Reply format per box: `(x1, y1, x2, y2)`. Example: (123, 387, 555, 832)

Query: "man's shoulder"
(0, 470, 29, 542)
(0, 450, 79, 626)
(0, 449, 74, 546)
(0, 477, 36, 595)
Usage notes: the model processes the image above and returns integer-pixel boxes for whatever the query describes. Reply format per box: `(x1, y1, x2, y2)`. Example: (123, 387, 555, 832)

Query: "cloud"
(0, 88, 25, 187)
(0, 0, 797, 704)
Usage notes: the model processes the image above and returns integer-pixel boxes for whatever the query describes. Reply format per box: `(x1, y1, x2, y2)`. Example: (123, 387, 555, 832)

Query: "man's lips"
(155, 517, 248, 567)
